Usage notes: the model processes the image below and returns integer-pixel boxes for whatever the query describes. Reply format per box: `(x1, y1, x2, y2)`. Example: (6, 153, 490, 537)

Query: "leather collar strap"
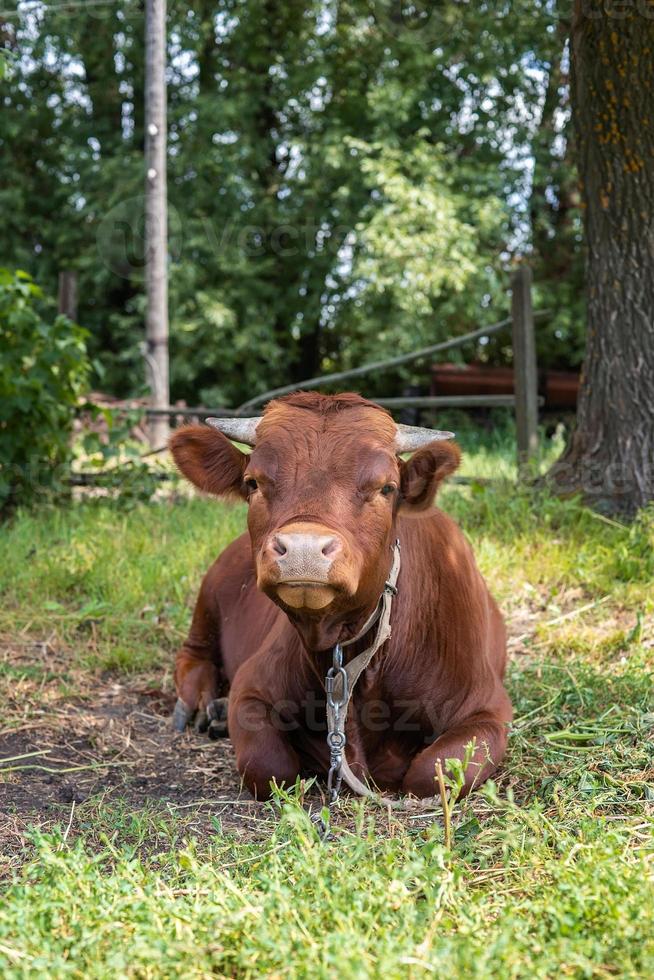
(325, 539, 403, 805)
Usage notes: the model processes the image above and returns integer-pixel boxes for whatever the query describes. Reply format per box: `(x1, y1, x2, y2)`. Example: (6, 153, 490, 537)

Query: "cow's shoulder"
(397, 508, 477, 574)
(396, 508, 497, 627)
(195, 531, 255, 616)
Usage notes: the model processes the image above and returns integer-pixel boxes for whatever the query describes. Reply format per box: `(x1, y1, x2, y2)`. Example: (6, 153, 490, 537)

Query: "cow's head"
(170, 393, 460, 648)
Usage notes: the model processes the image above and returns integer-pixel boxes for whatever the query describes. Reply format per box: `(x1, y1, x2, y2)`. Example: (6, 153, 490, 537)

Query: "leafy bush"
(75, 405, 167, 507)
(0, 269, 91, 512)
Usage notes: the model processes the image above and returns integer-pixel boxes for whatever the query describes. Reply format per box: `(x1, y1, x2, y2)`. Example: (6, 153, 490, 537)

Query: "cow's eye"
(244, 477, 258, 492)
(380, 484, 396, 497)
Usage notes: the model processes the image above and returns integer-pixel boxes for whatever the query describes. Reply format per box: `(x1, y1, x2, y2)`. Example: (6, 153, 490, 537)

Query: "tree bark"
(548, 0, 654, 516)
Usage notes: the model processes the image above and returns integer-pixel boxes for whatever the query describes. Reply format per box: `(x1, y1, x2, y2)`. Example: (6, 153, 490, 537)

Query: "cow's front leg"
(228, 693, 301, 800)
(173, 647, 226, 734)
(402, 712, 509, 799)
(172, 580, 228, 735)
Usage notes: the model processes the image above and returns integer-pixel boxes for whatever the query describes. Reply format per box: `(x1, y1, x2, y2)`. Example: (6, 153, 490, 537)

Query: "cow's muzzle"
(258, 522, 354, 610)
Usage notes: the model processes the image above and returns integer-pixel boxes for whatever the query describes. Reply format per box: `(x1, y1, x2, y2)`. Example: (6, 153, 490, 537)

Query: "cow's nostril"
(271, 536, 288, 557)
(321, 537, 341, 558)
(269, 530, 342, 566)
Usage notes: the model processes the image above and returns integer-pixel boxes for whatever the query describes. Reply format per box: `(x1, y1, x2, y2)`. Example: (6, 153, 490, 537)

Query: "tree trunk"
(547, 0, 654, 516)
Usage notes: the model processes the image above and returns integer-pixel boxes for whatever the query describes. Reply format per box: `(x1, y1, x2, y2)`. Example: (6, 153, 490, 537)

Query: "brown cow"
(169, 392, 511, 800)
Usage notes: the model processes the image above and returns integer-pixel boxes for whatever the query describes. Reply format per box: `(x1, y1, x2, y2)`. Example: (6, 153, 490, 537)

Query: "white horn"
(395, 423, 455, 453)
(206, 417, 262, 447)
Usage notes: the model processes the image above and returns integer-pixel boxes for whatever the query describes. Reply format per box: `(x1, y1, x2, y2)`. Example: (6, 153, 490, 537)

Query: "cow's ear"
(399, 441, 461, 511)
(169, 425, 248, 498)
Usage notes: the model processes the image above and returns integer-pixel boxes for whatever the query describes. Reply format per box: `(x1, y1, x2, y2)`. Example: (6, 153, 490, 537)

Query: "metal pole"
(145, 0, 170, 447)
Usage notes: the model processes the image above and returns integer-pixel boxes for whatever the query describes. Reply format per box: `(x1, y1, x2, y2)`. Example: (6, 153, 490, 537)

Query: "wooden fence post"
(57, 270, 78, 321)
(511, 265, 539, 475)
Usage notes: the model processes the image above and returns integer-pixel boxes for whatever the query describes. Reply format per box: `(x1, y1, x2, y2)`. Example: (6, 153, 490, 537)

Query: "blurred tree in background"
(0, 0, 582, 407)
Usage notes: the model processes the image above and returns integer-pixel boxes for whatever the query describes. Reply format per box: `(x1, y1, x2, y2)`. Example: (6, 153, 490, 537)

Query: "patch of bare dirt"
(4, 593, 647, 869)
(0, 640, 276, 865)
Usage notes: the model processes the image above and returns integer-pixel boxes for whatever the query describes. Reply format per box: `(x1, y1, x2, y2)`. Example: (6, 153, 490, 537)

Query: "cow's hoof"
(207, 697, 229, 739)
(193, 709, 209, 734)
(172, 697, 194, 732)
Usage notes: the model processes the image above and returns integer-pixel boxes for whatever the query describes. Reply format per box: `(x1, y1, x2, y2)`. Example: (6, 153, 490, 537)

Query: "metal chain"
(324, 564, 398, 813)
(325, 643, 348, 805)
(311, 642, 348, 839)
(310, 540, 401, 839)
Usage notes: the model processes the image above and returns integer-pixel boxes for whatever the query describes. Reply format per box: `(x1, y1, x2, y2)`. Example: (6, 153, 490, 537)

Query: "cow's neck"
(286, 599, 383, 655)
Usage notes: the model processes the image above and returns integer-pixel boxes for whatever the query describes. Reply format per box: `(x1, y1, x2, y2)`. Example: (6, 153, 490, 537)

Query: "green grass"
(0, 423, 653, 978)
(1, 796, 653, 979)
(0, 498, 245, 672)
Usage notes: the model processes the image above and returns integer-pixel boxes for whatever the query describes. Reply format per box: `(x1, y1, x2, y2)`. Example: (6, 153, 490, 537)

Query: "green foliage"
(0, 269, 90, 512)
(0, 0, 581, 407)
(338, 139, 509, 380)
(0, 47, 15, 81)
(75, 406, 165, 507)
